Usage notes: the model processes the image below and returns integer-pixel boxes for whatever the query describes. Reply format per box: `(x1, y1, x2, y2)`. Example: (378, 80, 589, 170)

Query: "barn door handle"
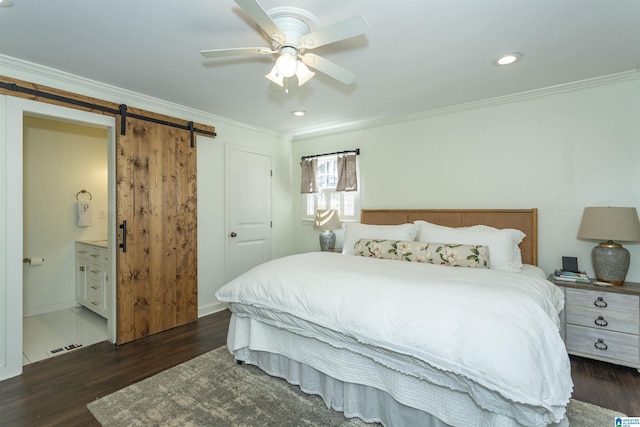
(229, 232, 237, 238)
(119, 220, 127, 252)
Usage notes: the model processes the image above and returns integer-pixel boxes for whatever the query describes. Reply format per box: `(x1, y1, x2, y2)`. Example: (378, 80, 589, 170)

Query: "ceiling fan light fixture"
(200, 2, 368, 87)
(296, 62, 315, 86)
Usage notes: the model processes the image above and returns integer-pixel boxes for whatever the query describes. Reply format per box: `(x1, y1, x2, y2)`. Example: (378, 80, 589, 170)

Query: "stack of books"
(553, 269, 590, 283)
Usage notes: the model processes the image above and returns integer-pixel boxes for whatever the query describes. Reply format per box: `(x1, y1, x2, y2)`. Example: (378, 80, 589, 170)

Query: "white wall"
(196, 124, 293, 317)
(23, 116, 108, 316)
(293, 78, 640, 282)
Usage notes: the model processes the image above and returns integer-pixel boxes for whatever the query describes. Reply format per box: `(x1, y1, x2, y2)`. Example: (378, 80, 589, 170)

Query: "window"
(302, 155, 360, 222)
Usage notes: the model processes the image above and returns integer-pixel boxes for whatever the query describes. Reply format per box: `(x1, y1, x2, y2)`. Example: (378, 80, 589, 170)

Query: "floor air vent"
(46, 343, 83, 356)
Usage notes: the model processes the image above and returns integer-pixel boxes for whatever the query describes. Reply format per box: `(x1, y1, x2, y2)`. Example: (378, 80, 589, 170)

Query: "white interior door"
(226, 145, 272, 282)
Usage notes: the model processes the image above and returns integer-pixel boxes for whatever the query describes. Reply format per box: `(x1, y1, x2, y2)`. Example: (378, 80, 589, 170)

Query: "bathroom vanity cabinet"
(75, 241, 109, 318)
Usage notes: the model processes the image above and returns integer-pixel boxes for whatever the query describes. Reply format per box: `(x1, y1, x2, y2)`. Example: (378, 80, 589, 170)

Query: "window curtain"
(300, 158, 318, 193)
(336, 153, 358, 191)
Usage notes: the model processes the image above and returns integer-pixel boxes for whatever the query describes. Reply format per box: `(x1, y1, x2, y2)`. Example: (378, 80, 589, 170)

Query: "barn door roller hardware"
(0, 82, 216, 147)
(118, 104, 214, 147)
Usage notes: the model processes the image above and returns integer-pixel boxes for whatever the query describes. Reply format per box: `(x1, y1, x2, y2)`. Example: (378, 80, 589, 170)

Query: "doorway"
(22, 115, 110, 364)
(1, 96, 117, 380)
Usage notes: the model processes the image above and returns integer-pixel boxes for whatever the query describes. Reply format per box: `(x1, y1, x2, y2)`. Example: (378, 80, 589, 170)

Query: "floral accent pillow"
(354, 239, 490, 269)
(413, 221, 524, 272)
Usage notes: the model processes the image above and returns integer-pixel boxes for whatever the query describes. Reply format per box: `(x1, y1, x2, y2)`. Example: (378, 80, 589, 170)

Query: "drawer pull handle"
(594, 316, 608, 327)
(593, 297, 608, 308)
(594, 339, 608, 351)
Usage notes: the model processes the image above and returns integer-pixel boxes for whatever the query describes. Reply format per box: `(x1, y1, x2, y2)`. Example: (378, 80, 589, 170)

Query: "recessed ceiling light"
(494, 53, 522, 66)
(291, 110, 306, 117)
(0, 0, 14, 7)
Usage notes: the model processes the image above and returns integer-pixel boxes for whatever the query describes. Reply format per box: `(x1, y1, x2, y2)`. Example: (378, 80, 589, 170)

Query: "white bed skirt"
(232, 345, 449, 427)
(226, 310, 569, 427)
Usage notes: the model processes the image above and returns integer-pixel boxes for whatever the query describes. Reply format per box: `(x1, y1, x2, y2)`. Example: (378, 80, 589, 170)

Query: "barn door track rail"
(1, 81, 216, 147)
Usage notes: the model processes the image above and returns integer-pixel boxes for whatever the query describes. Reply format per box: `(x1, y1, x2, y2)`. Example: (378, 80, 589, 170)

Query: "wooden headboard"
(361, 209, 538, 266)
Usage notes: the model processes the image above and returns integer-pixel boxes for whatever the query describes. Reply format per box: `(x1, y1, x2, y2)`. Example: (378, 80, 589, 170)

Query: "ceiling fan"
(200, 0, 369, 88)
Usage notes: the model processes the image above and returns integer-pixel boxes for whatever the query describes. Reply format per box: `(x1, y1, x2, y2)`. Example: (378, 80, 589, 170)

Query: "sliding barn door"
(115, 117, 197, 345)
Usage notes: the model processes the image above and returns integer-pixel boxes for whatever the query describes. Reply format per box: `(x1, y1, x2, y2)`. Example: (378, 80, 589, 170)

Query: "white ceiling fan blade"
(200, 47, 273, 58)
(234, 0, 286, 44)
(300, 16, 368, 50)
(300, 53, 356, 85)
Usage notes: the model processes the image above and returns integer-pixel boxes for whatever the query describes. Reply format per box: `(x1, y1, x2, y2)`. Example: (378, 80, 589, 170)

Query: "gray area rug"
(88, 346, 625, 427)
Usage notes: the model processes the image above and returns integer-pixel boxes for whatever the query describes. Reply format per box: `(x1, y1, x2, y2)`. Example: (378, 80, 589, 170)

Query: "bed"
(215, 209, 573, 427)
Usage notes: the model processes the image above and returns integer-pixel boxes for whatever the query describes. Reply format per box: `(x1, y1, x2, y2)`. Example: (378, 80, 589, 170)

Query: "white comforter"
(216, 252, 573, 426)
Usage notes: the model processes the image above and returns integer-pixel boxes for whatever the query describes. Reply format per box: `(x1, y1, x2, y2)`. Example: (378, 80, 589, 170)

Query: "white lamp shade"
(313, 209, 341, 231)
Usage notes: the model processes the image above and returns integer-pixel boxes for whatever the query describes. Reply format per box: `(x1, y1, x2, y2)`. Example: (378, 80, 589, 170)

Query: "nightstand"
(550, 278, 640, 371)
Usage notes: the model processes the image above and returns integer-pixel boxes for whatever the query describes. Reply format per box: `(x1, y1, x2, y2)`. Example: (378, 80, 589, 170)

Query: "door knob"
(230, 232, 237, 238)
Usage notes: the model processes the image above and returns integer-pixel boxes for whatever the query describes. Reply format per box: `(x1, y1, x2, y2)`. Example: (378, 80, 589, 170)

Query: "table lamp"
(314, 209, 341, 251)
(577, 207, 640, 285)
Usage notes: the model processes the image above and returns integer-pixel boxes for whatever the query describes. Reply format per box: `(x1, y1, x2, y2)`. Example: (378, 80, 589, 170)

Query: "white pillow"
(414, 221, 525, 272)
(342, 222, 418, 255)
(470, 224, 523, 270)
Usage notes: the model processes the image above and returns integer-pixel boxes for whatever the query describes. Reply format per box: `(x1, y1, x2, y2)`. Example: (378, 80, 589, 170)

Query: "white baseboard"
(198, 301, 228, 318)
(23, 300, 78, 318)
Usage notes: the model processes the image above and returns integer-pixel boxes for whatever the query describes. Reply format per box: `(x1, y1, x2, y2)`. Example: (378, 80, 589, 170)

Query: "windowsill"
(301, 219, 358, 226)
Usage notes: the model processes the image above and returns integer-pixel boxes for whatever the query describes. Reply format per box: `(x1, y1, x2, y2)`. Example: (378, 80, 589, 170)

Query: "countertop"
(76, 239, 108, 249)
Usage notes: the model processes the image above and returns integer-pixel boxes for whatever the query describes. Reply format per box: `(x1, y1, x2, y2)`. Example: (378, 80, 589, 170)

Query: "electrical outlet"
(99, 208, 107, 219)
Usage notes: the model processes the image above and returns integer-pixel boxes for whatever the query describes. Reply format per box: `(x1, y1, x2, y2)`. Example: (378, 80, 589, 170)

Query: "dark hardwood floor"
(1, 308, 638, 426)
(0, 310, 231, 427)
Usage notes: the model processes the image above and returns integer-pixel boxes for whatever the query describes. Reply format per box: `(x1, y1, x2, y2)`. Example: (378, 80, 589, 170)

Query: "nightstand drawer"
(565, 305, 640, 334)
(566, 324, 639, 364)
(565, 288, 639, 312)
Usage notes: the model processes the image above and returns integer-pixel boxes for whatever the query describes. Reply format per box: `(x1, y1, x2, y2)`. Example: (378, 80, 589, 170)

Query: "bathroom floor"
(23, 307, 107, 365)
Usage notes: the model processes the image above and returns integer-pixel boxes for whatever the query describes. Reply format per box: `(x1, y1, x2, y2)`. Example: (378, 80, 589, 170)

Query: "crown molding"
(0, 54, 282, 138)
(3, 54, 638, 142)
(292, 69, 640, 141)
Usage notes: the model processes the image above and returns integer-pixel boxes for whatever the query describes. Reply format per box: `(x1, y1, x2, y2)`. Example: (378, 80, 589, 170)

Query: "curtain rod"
(301, 148, 360, 161)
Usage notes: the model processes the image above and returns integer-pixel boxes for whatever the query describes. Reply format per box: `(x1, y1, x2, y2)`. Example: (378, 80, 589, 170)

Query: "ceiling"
(1, 0, 639, 137)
